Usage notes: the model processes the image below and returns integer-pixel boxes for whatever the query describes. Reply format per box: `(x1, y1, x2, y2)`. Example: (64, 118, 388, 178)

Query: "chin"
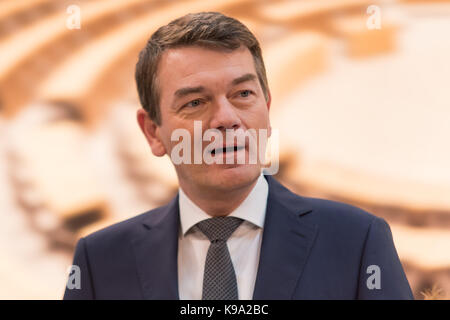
(208, 164, 261, 191)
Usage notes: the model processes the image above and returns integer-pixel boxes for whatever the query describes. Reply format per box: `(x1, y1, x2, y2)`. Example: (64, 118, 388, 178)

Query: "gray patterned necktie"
(196, 216, 244, 300)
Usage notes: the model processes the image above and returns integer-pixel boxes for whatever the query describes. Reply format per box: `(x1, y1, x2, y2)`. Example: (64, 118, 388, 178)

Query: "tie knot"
(196, 216, 243, 243)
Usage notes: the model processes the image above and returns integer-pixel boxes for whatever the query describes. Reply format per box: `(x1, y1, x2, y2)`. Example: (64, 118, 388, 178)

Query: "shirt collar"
(178, 173, 269, 236)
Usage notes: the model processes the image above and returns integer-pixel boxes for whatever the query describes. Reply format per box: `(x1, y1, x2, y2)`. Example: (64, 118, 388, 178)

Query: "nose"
(209, 97, 242, 131)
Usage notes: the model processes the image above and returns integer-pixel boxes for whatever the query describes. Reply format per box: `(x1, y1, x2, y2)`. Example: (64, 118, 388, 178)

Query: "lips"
(210, 145, 245, 155)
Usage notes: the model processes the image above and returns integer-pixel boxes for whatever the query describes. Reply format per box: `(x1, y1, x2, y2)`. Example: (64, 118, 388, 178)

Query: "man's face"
(139, 45, 271, 194)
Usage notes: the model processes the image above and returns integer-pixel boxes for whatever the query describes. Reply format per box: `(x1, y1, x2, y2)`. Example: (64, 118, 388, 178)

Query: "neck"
(179, 176, 259, 217)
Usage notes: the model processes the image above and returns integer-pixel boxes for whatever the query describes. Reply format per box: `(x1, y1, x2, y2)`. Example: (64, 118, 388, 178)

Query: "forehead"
(157, 45, 257, 91)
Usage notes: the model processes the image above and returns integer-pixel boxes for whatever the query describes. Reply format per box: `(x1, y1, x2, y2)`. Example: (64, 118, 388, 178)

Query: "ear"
(137, 109, 167, 157)
(266, 90, 272, 138)
(266, 89, 272, 111)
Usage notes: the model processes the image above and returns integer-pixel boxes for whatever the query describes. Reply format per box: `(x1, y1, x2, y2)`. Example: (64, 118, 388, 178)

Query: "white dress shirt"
(177, 173, 269, 300)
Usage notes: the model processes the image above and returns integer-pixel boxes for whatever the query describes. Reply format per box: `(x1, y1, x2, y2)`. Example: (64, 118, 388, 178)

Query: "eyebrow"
(231, 73, 258, 86)
(174, 86, 205, 99)
(173, 73, 258, 100)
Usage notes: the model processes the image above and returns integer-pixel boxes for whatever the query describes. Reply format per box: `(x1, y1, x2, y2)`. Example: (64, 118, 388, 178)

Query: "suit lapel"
(131, 194, 180, 299)
(253, 175, 318, 299)
(129, 175, 317, 300)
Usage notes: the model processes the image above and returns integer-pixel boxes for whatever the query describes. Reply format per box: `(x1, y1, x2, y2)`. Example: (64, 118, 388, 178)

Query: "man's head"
(135, 11, 272, 196)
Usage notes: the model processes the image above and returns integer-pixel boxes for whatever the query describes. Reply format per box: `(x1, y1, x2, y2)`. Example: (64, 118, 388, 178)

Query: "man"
(64, 12, 413, 300)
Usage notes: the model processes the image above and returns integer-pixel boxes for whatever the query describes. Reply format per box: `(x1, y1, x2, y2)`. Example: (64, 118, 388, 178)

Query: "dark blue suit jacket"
(63, 175, 413, 299)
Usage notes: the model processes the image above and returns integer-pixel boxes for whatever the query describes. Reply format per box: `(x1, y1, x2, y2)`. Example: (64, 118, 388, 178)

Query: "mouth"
(210, 145, 245, 155)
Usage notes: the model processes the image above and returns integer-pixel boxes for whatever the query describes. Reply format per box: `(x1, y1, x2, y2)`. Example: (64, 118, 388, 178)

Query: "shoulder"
(304, 196, 380, 226)
(297, 195, 390, 246)
(266, 175, 387, 247)
(267, 175, 381, 229)
(81, 202, 169, 247)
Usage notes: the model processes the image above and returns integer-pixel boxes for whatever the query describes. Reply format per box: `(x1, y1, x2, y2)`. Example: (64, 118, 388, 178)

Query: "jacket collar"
(131, 194, 180, 299)
(252, 174, 318, 299)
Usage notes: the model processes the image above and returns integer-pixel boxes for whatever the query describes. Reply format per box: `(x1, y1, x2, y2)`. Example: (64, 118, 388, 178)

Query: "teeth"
(211, 146, 244, 154)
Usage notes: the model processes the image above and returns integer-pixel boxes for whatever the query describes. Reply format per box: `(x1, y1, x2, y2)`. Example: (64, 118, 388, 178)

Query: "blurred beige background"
(0, 0, 449, 299)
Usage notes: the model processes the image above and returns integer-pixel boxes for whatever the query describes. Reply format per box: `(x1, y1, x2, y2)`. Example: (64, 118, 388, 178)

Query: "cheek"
(243, 107, 270, 130)
(161, 122, 196, 150)
(158, 125, 177, 150)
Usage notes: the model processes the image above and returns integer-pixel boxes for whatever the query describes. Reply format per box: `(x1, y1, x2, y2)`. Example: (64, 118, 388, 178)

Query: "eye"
(239, 90, 252, 98)
(185, 99, 202, 108)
